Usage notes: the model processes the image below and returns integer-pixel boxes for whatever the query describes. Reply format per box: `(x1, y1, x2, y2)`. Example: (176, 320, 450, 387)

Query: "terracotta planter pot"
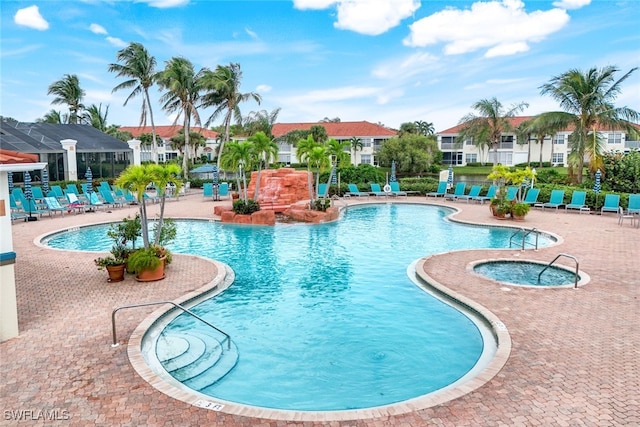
(105, 264, 126, 282)
(134, 257, 166, 282)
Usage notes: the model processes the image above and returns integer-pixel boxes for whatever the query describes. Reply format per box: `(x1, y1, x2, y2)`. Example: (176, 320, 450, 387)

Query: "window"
(465, 154, 477, 164)
(499, 135, 513, 149)
(360, 154, 372, 165)
(488, 151, 513, 165)
(552, 152, 564, 164)
(440, 136, 457, 149)
(465, 138, 474, 145)
(553, 134, 564, 145)
(608, 132, 622, 144)
(443, 152, 463, 165)
(158, 154, 165, 163)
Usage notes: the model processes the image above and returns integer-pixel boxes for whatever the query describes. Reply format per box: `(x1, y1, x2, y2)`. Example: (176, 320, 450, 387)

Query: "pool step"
(157, 331, 238, 388)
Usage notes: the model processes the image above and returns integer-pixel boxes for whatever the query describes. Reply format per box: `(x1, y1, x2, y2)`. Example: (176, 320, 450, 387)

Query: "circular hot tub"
(470, 259, 589, 288)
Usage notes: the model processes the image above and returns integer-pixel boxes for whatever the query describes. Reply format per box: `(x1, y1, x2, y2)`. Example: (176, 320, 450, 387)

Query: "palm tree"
(82, 103, 109, 131)
(109, 42, 160, 163)
(518, 115, 567, 167)
(349, 136, 363, 165)
(47, 74, 85, 124)
(244, 108, 281, 138)
(201, 63, 261, 172)
(304, 145, 331, 204)
(296, 135, 321, 202)
(248, 131, 279, 200)
(539, 66, 640, 183)
(158, 57, 204, 173)
(36, 109, 67, 124)
(415, 120, 435, 136)
(457, 97, 529, 166)
(220, 140, 253, 201)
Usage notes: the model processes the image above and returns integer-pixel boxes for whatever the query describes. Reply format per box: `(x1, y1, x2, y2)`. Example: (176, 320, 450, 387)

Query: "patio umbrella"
(7, 171, 13, 194)
(85, 167, 93, 208)
(212, 165, 219, 200)
(42, 167, 49, 195)
(331, 165, 337, 185)
(594, 169, 601, 211)
(390, 160, 397, 182)
(24, 171, 36, 221)
(447, 165, 454, 189)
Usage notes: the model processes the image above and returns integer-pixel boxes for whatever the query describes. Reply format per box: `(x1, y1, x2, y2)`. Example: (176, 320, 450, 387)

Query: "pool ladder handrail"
(111, 301, 231, 349)
(509, 227, 539, 251)
(538, 253, 579, 288)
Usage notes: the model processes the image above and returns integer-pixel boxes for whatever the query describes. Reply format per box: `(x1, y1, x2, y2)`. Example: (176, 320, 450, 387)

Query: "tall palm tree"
(539, 66, 640, 183)
(201, 63, 262, 171)
(221, 140, 253, 201)
(248, 131, 279, 200)
(304, 145, 331, 204)
(244, 108, 281, 138)
(457, 97, 529, 166)
(36, 109, 67, 124)
(47, 74, 85, 124)
(414, 120, 435, 136)
(158, 57, 204, 173)
(82, 103, 109, 131)
(349, 136, 363, 165)
(518, 115, 567, 167)
(109, 42, 160, 163)
(296, 135, 321, 202)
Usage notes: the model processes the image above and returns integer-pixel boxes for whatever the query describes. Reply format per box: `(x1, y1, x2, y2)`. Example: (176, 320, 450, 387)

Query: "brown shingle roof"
(118, 125, 218, 139)
(272, 121, 397, 138)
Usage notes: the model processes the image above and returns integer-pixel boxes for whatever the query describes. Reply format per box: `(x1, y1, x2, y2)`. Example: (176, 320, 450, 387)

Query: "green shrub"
(312, 198, 331, 211)
(232, 199, 261, 214)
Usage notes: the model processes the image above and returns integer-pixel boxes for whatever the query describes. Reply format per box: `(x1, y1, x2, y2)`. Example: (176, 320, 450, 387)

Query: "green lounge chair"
(537, 189, 565, 210)
(426, 181, 447, 198)
(472, 185, 497, 204)
(600, 194, 620, 215)
(565, 191, 589, 213)
(522, 188, 540, 206)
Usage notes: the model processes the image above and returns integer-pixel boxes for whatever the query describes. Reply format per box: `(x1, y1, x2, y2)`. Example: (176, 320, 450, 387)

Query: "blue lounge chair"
(31, 186, 45, 202)
(218, 182, 229, 199)
(17, 194, 46, 218)
(389, 181, 408, 197)
(317, 183, 329, 198)
(505, 186, 518, 202)
(203, 183, 213, 199)
(99, 188, 124, 208)
(565, 191, 589, 213)
(626, 194, 639, 214)
(522, 188, 540, 206)
(471, 185, 497, 204)
(454, 185, 481, 203)
(66, 184, 80, 195)
(370, 183, 388, 197)
(537, 189, 565, 210)
(49, 185, 66, 202)
(600, 194, 620, 215)
(426, 181, 447, 198)
(66, 193, 89, 213)
(43, 197, 67, 216)
(446, 182, 467, 201)
(346, 183, 370, 197)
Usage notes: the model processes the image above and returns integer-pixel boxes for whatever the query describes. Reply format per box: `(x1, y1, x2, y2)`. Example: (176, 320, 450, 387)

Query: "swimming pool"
(43, 204, 554, 413)
(472, 260, 586, 287)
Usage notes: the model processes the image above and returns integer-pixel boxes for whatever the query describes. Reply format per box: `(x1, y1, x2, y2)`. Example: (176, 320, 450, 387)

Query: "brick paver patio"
(1, 192, 638, 426)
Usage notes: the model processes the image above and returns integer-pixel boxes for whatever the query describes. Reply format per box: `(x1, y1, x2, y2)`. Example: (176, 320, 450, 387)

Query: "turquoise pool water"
(44, 204, 554, 411)
(474, 261, 578, 286)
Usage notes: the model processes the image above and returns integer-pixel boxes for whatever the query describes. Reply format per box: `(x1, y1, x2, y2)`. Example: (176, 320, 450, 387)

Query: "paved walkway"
(1, 192, 638, 426)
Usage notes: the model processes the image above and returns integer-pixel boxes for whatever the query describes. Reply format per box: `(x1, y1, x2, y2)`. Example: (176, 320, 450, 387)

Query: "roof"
(271, 121, 397, 138)
(119, 125, 218, 140)
(438, 116, 534, 134)
(0, 119, 131, 153)
(0, 149, 39, 164)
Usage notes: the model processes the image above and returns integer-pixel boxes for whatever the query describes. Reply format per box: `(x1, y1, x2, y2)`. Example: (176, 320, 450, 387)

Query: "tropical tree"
(158, 57, 204, 172)
(539, 66, 640, 183)
(310, 125, 328, 143)
(376, 134, 440, 173)
(398, 122, 418, 137)
(349, 136, 363, 165)
(201, 63, 261, 171)
(36, 109, 67, 124)
(244, 108, 281, 138)
(170, 129, 206, 161)
(302, 145, 330, 204)
(109, 42, 160, 163)
(248, 131, 279, 200)
(47, 74, 85, 124)
(296, 135, 321, 202)
(457, 97, 529, 166)
(414, 120, 435, 136)
(517, 115, 567, 167)
(220, 140, 253, 201)
(106, 125, 133, 142)
(82, 103, 109, 131)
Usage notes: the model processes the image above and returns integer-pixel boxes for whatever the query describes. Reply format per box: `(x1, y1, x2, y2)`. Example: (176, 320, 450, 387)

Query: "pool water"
(44, 204, 554, 411)
(474, 261, 578, 286)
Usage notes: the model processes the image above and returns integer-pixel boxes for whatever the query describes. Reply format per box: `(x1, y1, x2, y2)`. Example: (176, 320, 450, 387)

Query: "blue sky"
(2, 0, 639, 132)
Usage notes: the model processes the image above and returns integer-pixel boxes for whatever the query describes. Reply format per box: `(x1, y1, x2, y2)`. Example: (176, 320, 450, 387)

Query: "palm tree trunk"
(539, 138, 544, 167)
(145, 88, 159, 164)
(182, 115, 190, 173)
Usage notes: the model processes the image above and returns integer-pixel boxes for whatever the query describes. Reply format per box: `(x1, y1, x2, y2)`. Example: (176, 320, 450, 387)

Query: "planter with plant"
(512, 202, 531, 220)
(115, 164, 182, 282)
(94, 243, 128, 282)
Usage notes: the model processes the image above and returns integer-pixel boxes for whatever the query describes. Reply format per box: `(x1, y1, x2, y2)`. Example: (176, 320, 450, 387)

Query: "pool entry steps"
(509, 227, 540, 250)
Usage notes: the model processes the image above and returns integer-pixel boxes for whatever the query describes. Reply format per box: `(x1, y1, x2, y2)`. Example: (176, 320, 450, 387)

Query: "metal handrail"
(509, 227, 539, 250)
(538, 253, 579, 288)
(111, 301, 231, 349)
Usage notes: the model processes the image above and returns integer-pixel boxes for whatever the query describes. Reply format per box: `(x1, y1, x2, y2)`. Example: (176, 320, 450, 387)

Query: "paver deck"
(1, 192, 638, 426)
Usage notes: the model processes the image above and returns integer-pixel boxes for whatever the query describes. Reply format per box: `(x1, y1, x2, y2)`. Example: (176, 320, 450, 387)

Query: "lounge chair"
(445, 182, 467, 201)
(43, 196, 67, 216)
(618, 206, 636, 227)
(345, 183, 370, 197)
(49, 185, 67, 203)
(453, 185, 481, 203)
(626, 194, 640, 214)
(65, 184, 80, 195)
(317, 183, 329, 198)
(218, 182, 229, 199)
(565, 191, 589, 213)
(426, 181, 447, 198)
(203, 183, 213, 199)
(370, 183, 388, 197)
(471, 185, 497, 204)
(9, 194, 28, 222)
(66, 193, 89, 213)
(99, 188, 125, 208)
(522, 188, 540, 206)
(16, 194, 46, 218)
(505, 186, 518, 202)
(600, 194, 620, 215)
(389, 181, 408, 197)
(31, 186, 46, 202)
(536, 189, 565, 210)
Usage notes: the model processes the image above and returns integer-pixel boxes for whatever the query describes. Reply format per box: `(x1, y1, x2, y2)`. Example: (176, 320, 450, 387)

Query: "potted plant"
(94, 243, 128, 282)
(512, 202, 531, 221)
(115, 164, 182, 281)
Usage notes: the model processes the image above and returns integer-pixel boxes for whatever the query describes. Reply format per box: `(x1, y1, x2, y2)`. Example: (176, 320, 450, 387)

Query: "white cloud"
(14, 5, 49, 31)
(89, 23, 108, 35)
(404, 0, 570, 58)
(136, 0, 190, 8)
(552, 0, 591, 10)
(256, 84, 272, 93)
(293, 0, 419, 35)
(372, 51, 439, 79)
(245, 27, 259, 40)
(106, 36, 128, 47)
